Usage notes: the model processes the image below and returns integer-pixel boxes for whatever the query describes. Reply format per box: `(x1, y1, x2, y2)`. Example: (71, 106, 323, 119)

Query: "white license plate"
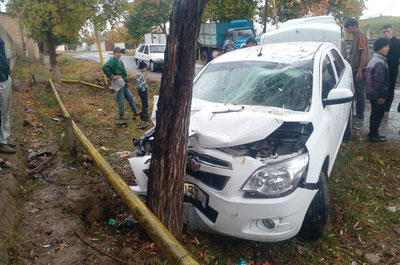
(184, 183, 208, 208)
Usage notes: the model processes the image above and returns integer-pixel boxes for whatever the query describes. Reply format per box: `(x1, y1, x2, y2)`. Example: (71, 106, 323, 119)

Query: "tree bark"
(147, 0, 208, 237)
(45, 31, 61, 83)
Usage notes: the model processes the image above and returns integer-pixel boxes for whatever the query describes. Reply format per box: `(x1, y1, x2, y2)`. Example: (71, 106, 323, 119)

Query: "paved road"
(72, 51, 204, 79)
(354, 88, 400, 142)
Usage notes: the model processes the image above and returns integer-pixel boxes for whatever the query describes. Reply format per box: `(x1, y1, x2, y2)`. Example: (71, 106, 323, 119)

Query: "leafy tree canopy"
(203, 0, 258, 22)
(103, 26, 134, 44)
(125, 0, 173, 42)
(258, 0, 365, 26)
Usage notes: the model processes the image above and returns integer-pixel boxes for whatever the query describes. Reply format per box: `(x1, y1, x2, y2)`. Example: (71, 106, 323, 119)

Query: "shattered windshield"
(193, 60, 314, 112)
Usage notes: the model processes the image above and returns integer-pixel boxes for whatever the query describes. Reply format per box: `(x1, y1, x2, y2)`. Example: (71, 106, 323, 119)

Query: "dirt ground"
(1, 57, 400, 265)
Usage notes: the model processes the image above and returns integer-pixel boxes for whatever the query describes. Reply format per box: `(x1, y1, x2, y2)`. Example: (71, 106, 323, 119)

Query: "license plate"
(184, 183, 208, 209)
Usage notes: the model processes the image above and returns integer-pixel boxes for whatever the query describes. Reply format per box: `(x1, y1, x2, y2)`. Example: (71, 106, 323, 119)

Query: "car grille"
(186, 168, 229, 191)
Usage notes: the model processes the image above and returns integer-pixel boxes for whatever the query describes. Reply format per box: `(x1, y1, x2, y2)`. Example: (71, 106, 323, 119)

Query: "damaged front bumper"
(129, 147, 317, 242)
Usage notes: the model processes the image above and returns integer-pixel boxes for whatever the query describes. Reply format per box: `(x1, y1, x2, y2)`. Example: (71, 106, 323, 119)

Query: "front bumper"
(129, 148, 317, 242)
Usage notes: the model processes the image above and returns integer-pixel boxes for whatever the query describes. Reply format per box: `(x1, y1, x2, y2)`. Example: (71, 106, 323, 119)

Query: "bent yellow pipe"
(61, 79, 108, 90)
(49, 79, 199, 265)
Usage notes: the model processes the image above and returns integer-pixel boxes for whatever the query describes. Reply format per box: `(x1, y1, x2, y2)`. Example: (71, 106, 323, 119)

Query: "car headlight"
(242, 153, 309, 197)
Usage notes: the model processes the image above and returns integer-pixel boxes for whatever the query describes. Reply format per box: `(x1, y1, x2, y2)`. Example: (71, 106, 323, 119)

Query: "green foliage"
(203, 0, 258, 22)
(359, 16, 400, 39)
(258, 0, 365, 26)
(125, 0, 173, 42)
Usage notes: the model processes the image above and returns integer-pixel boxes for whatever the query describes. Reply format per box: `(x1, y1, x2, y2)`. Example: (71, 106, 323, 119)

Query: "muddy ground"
(1, 57, 400, 265)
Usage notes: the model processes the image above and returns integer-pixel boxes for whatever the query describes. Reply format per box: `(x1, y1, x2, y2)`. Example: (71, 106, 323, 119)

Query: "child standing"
(136, 62, 150, 122)
(365, 37, 390, 142)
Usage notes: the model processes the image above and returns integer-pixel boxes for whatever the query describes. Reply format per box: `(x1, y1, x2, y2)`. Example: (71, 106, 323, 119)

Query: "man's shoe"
(378, 135, 387, 140)
(369, 136, 387, 142)
(353, 114, 364, 120)
(0, 144, 16, 154)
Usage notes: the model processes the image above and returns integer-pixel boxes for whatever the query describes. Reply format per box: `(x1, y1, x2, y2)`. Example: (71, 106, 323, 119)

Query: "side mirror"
(323, 88, 353, 107)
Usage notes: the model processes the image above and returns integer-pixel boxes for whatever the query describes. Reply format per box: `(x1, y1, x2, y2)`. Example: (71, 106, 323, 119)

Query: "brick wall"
(0, 24, 16, 69)
(0, 12, 40, 60)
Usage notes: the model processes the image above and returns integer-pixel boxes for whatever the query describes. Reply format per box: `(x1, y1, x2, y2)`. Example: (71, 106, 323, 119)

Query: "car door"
(319, 50, 343, 158)
(136, 44, 144, 61)
(143, 45, 150, 64)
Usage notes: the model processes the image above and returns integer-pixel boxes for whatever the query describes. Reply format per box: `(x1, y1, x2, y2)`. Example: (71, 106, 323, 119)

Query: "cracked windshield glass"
(193, 60, 314, 112)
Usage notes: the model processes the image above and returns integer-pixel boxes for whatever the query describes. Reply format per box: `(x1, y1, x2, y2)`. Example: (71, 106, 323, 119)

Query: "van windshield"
(150, 45, 166, 53)
(193, 60, 314, 112)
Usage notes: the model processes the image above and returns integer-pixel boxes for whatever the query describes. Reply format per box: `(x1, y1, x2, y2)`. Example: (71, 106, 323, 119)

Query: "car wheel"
(136, 59, 139, 67)
(298, 171, 330, 241)
(343, 106, 353, 141)
(201, 50, 209, 65)
(150, 61, 156, 72)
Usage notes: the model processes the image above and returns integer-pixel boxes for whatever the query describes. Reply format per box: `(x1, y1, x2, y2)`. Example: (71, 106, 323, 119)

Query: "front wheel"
(298, 171, 330, 241)
(201, 50, 209, 65)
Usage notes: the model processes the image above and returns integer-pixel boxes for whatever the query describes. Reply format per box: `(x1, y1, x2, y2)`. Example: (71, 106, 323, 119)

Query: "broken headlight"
(242, 153, 308, 197)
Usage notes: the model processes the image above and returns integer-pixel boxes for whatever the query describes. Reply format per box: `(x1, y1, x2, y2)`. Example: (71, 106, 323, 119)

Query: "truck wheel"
(150, 61, 156, 72)
(201, 50, 209, 65)
(298, 171, 329, 241)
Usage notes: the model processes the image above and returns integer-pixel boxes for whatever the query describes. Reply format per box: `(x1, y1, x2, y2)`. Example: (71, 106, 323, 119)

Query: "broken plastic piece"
(28, 151, 53, 162)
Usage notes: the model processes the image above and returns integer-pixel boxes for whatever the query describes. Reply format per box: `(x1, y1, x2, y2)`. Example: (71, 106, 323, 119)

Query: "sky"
(361, 0, 400, 19)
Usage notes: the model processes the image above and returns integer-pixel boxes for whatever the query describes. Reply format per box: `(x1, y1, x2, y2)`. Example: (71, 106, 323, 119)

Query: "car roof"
(212, 42, 330, 64)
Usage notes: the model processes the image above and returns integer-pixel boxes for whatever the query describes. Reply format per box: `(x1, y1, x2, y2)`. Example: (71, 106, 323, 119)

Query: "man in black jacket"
(382, 24, 400, 115)
(0, 37, 16, 154)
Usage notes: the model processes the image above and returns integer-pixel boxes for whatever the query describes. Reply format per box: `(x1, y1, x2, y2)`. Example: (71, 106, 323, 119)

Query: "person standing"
(381, 24, 400, 115)
(345, 18, 370, 121)
(136, 62, 149, 122)
(365, 38, 390, 142)
(102, 47, 139, 120)
(0, 37, 16, 154)
(222, 31, 237, 54)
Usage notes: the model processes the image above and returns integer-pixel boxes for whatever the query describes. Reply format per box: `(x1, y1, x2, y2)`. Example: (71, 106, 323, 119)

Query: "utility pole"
(263, 0, 268, 33)
(95, 28, 108, 85)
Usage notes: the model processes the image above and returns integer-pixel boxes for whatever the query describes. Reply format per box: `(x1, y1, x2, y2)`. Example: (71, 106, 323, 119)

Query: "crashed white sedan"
(130, 40, 353, 242)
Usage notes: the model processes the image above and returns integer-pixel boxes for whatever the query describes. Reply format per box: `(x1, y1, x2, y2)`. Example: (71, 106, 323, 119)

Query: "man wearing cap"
(0, 37, 16, 154)
(381, 24, 400, 115)
(345, 18, 370, 121)
(365, 37, 390, 142)
(102, 47, 139, 120)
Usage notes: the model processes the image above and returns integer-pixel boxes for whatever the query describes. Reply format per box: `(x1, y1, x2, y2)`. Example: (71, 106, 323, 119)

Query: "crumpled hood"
(151, 97, 312, 148)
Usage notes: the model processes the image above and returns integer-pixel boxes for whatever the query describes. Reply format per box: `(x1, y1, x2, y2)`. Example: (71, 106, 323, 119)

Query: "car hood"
(151, 97, 312, 148)
(151, 53, 164, 60)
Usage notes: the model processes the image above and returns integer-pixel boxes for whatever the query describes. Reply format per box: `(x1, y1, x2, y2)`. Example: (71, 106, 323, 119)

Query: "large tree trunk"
(45, 31, 61, 83)
(147, 0, 208, 237)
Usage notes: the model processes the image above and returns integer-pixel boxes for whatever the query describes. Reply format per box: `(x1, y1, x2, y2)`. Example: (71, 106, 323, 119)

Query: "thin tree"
(147, 0, 208, 237)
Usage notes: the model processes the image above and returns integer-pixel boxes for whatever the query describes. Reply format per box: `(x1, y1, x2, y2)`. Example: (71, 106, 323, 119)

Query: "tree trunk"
(147, 0, 208, 237)
(42, 34, 50, 65)
(45, 31, 61, 83)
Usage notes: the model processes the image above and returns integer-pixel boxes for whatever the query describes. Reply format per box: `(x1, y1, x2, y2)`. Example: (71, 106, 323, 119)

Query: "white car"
(129, 21, 354, 242)
(135, 43, 166, 72)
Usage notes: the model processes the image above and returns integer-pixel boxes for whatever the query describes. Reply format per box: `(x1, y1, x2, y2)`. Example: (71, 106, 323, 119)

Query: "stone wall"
(0, 24, 16, 69)
(0, 12, 40, 60)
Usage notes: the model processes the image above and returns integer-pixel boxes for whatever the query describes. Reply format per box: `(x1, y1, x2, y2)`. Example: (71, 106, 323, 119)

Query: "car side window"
(144, 45, 149, 54)
(138, 45, 144, 53)
(331, 49, 345, 79)
(321, 55, 337, 100)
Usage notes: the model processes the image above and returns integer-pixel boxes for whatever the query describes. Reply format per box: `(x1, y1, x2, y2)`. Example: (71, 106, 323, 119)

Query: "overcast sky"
(361, 0, 400, 18)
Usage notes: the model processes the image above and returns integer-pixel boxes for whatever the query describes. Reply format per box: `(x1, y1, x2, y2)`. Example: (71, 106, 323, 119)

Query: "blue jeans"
(0, 77, 11, 145)
(116, 85, 137, 116)
(353, 70, 365, 118)
(138, 90, 149, 121)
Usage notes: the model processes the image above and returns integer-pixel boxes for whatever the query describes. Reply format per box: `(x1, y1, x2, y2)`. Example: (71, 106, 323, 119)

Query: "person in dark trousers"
(365, 37, 390, 142)
(345, 18, 370, 121)
(136, 62, 149, 122)
(102, 47, 139, 120)
(222, 31, 237, 54)
(0, 37, 16, 154)
(381, 24, 400, 115)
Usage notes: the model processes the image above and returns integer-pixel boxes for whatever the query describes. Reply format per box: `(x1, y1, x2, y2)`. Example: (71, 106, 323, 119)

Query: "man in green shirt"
(102, 47, 139, 120)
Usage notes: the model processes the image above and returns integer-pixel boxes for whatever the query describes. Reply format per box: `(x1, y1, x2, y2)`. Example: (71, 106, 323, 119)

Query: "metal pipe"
(49, 80, 199, 265)
(95, 28, 109, 86)
(61, 79, 108, 90)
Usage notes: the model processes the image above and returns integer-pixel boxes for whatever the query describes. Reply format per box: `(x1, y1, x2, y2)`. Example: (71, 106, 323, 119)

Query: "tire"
(201, 50, 209, 65)
(150, 61, 156, 72)
(298, 171, 330, 241)
(343, 103, 353, 141)
(135, 59, 139, 67)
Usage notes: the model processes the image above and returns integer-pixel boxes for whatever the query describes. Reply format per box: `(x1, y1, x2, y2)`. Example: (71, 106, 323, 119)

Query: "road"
(72, 51, 204, 79)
